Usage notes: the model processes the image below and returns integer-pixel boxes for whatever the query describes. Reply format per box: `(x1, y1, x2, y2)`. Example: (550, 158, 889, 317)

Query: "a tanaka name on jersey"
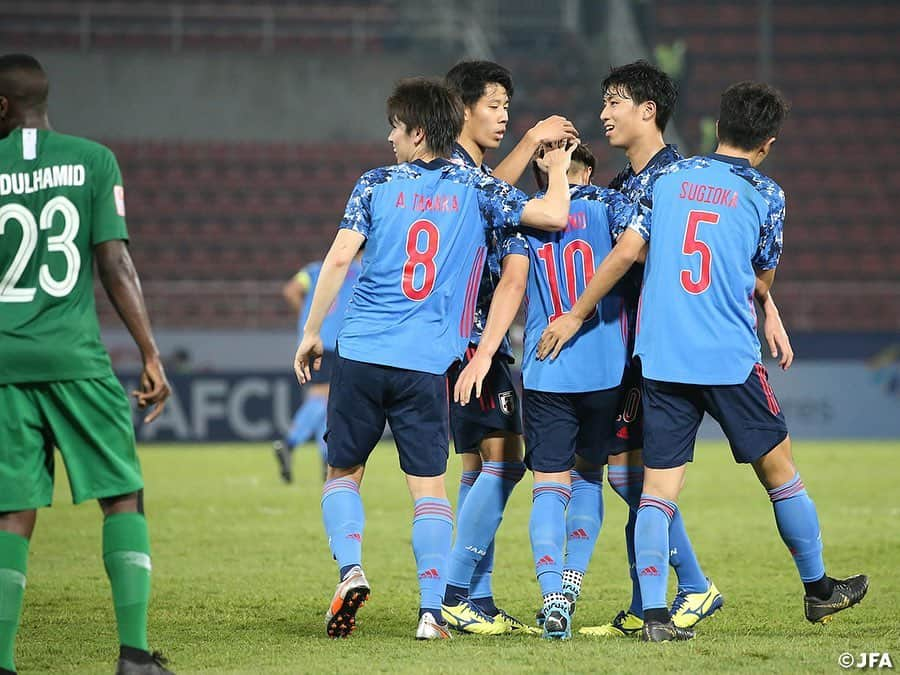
(394, 192, 460, 212)
(0, 164, 86, 196)
(679, 181, 739, 208)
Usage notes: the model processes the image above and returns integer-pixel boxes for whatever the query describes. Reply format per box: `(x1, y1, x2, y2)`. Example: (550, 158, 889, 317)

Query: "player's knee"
(326, 464, 364, 484)
(99, 490, 142, 517)
(0, 509, 38, 539)
(405, 473, 447, 501)
(752, 435, 796, 490)
(479, 431, 522, 463)
(641, 468, 683, 502)
(461, 452, 483, 473)
(574, 455, 604, 474)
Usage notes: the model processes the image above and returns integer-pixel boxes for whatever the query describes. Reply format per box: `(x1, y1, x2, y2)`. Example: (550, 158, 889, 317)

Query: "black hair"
(601, 60, 677, 132)
(570, 143, 595, 173)
(386, 77, 464, 158)
(717, 81, 790, 151)
(0, 53, 48, 108)
(445, 60, 514, 107)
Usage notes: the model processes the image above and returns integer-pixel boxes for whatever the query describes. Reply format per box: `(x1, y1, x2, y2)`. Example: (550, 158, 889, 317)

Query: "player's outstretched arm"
(755, 270, 793, 370)
(96, 240, 170, 423)
(537, 228, 646, 361)
(492, 116, 579, 186)
(295, 229, 364, 385)
(455, 254, 529, 405)
(520, 141, 577, 231)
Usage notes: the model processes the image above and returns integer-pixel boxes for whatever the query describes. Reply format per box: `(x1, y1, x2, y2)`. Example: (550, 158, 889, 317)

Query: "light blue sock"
(530, 482, 571, 597)
(456, 470, 479, 515)
(286, 393, 327, 450)
(669, 507, 709, 594)
(608, 465, 644, 617)
(321, 478, 364, 571)
(448, 462, 525, 600)
(768, 473, 825, 582)
(412, 498, 454, 616)
(635, 495, 676, 613)
(564, 469, 604, 576)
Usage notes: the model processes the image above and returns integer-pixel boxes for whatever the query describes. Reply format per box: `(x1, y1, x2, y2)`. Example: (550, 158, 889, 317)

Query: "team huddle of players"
(291, 59, 868, 642)
(0, 50, 870, 675)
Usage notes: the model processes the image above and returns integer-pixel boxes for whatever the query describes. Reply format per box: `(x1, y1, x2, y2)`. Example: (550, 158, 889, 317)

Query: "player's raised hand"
(530, 115, 580, 146)
(132, 355, 171, 423)
(453, 351, 493, 406)
(764, 312, 794, 370)
(536, 312, 584, 361)
(294, 333, 324, 385)
(542, 139, 579, 175)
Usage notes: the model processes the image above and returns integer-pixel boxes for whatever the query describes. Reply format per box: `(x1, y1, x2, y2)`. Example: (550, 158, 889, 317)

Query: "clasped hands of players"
(294, 332, 324, 385)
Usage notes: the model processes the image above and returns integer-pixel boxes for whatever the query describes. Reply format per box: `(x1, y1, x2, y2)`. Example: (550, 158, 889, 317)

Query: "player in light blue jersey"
(440, 60, 580, 635)
(273, 255, 362, 483)
(293, 78, 575, 640)
(538, 82, 867, 641)
(579, 61, 723, 638)
(455, 143, 634, 639)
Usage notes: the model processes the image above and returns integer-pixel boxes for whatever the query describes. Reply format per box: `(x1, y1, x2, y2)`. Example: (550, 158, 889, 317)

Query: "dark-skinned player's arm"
(95, 240, 170, 423)
(492, 116, 579, 187)
(454, 253, 530, 405)
(519, 141, 577, 231)
(294, 228, 365, 385)
(537, 228, 646, 361)
(755, 270, 793, 370)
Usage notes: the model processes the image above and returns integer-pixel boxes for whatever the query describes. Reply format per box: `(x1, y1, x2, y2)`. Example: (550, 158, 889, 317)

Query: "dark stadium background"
(6, 0, 897, 441)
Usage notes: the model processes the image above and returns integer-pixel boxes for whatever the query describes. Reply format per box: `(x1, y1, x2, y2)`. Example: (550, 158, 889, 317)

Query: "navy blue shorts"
(642, 364, 789, 470)
(523, 387, 621, 473)
(448, 346, 523, 454)
(308, 349, 335, 385)
(325, 353, 450, 477)
(611, 357, 644, 455)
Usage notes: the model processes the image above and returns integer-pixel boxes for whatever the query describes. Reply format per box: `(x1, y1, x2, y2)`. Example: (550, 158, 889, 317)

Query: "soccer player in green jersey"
(0, 54, 173, 675)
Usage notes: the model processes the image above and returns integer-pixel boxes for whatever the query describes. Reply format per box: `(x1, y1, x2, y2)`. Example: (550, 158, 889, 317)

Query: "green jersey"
(0, 128, 129, 384)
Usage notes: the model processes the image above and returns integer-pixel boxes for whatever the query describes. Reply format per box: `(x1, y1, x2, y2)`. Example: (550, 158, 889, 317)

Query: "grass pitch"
(19, 441, 900, 674)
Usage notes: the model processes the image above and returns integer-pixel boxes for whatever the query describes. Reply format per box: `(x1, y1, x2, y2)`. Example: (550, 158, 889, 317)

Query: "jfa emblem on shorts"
(498, 391, 515, 416)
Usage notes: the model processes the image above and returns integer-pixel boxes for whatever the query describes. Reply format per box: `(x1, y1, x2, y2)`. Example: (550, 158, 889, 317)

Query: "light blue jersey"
(522, 185, 634, 392)
(296, 260, 362, 351)
(337, 158, 529, 375)
(630, 153, 785, 384)
(450, 142, 518, 360)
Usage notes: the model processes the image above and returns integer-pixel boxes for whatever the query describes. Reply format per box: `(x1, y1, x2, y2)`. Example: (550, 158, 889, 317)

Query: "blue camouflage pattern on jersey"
(608, 144, 683, 203)
(449, 142, 526, 359)
(533, 184, 636, 239)
(608, 144, 683, 353)
(570, 184, 636, 238)
(627, 155, 785, 269)
(339, 161, 529, 248)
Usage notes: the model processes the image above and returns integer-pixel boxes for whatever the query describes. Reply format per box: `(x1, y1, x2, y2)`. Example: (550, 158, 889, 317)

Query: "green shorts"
(0, 374, 143, 510)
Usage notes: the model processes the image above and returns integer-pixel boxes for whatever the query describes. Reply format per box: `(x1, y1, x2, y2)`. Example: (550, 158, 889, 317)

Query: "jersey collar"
(412, 158, 453, 170)
(708, 152, 751, 167)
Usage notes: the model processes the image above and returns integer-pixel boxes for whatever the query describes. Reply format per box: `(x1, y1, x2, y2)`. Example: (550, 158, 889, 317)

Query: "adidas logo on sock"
(418, 568, 440, 580)
(346, 533, 362, 541)
(569, 528, 589, 540)
(537, 555, 556, 567)
(639, 566, 660, 576)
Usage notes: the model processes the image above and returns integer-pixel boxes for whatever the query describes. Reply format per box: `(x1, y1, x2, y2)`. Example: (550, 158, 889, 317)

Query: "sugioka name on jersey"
(0, 164, 86, 196)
